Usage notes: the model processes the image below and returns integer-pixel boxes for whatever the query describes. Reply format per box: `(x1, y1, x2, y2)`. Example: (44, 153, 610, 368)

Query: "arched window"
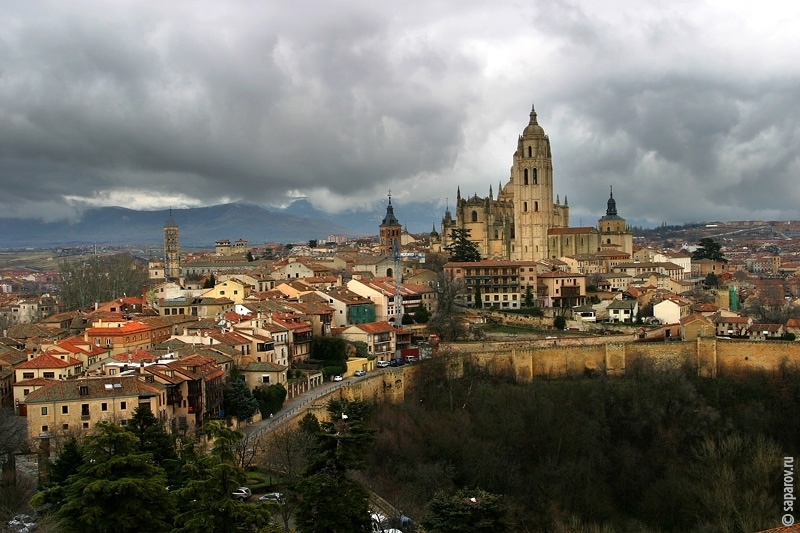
(471, 211, 478, 222)
(534, 201, 539, 212)
(387, 268, 393, 277)
(523, 202, 528, 212)
(532, 168, 538, 184)
(523, 169, 528, 185)
(494, 229, 499, 239)
(527, 146, 532, 157)
(607, 238, 612, 244)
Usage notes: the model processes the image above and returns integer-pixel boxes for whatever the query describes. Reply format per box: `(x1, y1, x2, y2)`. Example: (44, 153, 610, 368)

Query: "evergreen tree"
(253, 382, 287, 417)
(41, 423, 175, 533)
(295, 399, 376, 533)
(422, 487, 507, 533)
(172, 422, 275, 532)
(414, 305, 431, 324)
(445, 228, 482, 262)
(223, 375, 260, 420)
(692, 238, 728, 263)
(474, 284, 483, 309)
(48, 436, 83, 486)
(524, 286, 534, 308)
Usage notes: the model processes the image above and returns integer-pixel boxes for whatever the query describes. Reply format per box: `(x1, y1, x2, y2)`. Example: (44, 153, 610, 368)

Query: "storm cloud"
(1, 0, 798, 227)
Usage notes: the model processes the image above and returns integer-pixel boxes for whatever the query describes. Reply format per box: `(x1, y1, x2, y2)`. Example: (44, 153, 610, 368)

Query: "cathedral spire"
(457, 186, 461, 202)
(489, 184, 493, 200)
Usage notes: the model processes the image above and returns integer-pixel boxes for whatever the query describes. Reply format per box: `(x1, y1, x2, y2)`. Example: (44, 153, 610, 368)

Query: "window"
(523, 168, 529, 184)
(81, 404, 89, 417)
(120, 401, 127, 410)
(41, 407, 48, 415)
(83, 422, 89, 429)
(528, 146, 532, 157)
(101, 403, 108, 411)
(41, 425, 48, 432)
(43, 372, 55, 379)
(62, 405, 68, 414)
(62, 424, 69, 430)
(23, 389, 30, 395)
(22, 372, 34, 380)
(471, 211, 478, 222)
(79, 386, 88, 395)
(533, 168, 538, 184)
(535, 201, 539, 212)
(523, 202, 528, 212)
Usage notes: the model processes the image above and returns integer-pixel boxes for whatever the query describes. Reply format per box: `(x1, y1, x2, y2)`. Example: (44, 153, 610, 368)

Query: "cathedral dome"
(523, 106, 545, 136)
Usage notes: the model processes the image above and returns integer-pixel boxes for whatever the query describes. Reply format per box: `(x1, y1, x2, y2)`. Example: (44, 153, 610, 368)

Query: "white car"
(376, 360, 390, 368)
(354, 370, 367, 377)
(232, 486, 252, 501)
(333, 375, 343, 382)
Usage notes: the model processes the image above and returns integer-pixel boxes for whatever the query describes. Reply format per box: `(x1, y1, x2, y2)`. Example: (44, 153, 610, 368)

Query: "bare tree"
(261, 425, 316, 530)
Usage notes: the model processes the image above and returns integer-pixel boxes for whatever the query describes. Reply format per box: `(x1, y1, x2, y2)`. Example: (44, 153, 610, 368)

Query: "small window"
(43, 372, 55, 379)
(120, 401, 127, 410)
(22, 372, 34, 380)
(41, 407, 48, 415)
(83, 422, 89, 429)
(524, 202, 528, 212)
(62, 424, 69, 430)
(471, 211, 478, 222)
(41, 425, 48, 432)
(533, 168, 538, 184)
(62, 405, 68, 414)
(101, 403, 108, 411)
(79, 386, 89, 395)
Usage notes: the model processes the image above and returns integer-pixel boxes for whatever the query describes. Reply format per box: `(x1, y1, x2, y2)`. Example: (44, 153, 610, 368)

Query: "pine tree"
(445, 228, 482, 262)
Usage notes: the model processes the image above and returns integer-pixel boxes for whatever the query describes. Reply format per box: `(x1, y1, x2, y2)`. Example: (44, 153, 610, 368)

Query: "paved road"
(242, 373, 374, 439)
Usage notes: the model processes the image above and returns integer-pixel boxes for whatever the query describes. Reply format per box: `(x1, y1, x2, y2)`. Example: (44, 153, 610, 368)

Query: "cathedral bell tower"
(510, 105, 565, 260)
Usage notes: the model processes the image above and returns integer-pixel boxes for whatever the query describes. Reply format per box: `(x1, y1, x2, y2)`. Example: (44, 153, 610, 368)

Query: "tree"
(58, 253, 148, 311)
(445, 229, 482, 262)
(421, 487, 507, 533)
(48, 436, 84, 486)
(246, 251, 254, 262)
(414, 305, 431, 324)
(352, 340, 369, 359)
(262, 424, 317, 529)
(402, 313, 415, 325)
(203, 274, 216, 288)
(704, 272, 719, 288)
(553, 315, 567, 330)
(427, 273, 467, 341)
(172, 422, 275, 532)
(295, 399, 376, 533)
(36, 422, 176, 533)
(253, 382, 287, 418)
(474, 284, 483, 309)
(692, 238, 728, 263)
(524, 286, 535, 308)
(311, 336, 348, 376)
(223, 374, 260, 421)
(308, 239, 318, 248)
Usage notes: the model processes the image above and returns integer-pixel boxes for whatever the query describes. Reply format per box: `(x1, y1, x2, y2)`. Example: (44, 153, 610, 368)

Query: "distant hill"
(0, 203, 357, 249)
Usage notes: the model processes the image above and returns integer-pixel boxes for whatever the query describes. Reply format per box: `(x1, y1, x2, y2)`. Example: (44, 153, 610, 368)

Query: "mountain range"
(0, 200, 444, 249)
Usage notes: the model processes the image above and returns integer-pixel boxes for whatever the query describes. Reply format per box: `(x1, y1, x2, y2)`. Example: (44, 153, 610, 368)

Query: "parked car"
(8, 514, 36, 533)
(232, 487, 252, 501)
(333, 375, 343, 382)
(376, 360, 390, 368)
(354, 370, 367, 377)
(259, 492, 284, 504)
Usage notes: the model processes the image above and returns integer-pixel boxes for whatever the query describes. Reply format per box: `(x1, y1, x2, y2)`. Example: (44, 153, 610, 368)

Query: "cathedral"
(439, 105, 632, 261)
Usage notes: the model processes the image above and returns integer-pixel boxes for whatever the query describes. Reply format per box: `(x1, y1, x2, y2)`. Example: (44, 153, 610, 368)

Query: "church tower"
(379, 194, 402, 256)
(597, 186, 632, 254)
(164, 210, 180, 281)
(510, 105, 568, 260)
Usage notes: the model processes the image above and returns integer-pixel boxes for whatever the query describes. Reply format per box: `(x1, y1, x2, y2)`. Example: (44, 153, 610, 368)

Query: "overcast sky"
(1, 0, 798, 228)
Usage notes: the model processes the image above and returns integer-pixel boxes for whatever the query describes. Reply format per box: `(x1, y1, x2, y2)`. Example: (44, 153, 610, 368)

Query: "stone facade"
(440, 106, 632, 261)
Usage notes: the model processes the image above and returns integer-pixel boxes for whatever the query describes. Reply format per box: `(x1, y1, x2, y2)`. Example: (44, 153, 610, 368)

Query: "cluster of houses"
(3, 215, 800, 446)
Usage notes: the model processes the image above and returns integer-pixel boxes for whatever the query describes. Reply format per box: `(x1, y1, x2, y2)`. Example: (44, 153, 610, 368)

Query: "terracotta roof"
(24, 376, 159, 403)
(17, 352, 83, 369)
(351, 321, 395, 334)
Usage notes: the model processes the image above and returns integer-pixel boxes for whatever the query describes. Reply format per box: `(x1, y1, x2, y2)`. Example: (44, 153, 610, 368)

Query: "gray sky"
(1, 0, 798, 227)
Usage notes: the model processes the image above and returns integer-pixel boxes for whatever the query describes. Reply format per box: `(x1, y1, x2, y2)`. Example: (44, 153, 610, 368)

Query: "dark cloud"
(0, 0, 797, 227)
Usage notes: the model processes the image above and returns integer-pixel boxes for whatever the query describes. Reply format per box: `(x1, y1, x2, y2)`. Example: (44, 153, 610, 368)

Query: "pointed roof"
(600, 185, 624, 221)
(380, 195, 401, 227)
(164, 208, 178, 228)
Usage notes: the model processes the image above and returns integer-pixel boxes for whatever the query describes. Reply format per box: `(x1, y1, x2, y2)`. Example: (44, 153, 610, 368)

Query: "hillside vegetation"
(363, 358, 799, 532)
